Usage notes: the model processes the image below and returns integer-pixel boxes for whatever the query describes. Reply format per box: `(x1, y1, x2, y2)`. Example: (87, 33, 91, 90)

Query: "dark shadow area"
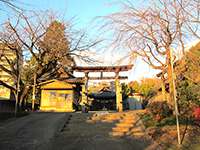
(0, 112, 29, 121)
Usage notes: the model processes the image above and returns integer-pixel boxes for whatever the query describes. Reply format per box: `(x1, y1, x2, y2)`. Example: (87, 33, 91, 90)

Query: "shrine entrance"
(73, 65, 133, 112)
(88, 87, 116, 111)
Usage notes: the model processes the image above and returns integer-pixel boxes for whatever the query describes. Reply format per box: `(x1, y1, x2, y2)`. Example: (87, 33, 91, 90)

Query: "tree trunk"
(19, 85, 30, 110)
(161, 74, 167, 102)
(14, 92, 19, 116)
(32, 73, 37, 111)
(167, 48, 181, 145)
(166, 48, 175, 105)
(14, 73, 20, 116)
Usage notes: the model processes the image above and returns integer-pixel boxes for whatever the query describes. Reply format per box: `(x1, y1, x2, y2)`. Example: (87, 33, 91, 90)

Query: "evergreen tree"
(176, 42, 200, 117)
(39, 20, 74, 67)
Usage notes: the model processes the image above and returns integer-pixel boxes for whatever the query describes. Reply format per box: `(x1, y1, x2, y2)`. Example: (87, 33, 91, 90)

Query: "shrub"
(158, 116, 176, 126)
(147, 101, 173, 122)
(176, 79, 200, 118)
(140, 113, 157, 128)
(193, 107, 200, 121)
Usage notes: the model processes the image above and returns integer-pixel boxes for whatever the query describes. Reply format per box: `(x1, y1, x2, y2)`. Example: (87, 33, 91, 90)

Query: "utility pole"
(32, 73, 37, 111)
(170, 48, 181, 145)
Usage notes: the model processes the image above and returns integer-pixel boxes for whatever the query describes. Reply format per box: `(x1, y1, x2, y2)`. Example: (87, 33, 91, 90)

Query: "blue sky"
(14, 0, 120, 28)
(0, 0, 158, 81)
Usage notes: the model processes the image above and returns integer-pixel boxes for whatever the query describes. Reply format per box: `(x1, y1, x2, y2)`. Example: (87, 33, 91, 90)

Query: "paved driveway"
(0, 112, 68, 150)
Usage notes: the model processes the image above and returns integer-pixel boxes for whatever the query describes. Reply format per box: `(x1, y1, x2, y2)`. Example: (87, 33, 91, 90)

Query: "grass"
(140, 112, 196, 128)
(139, 111, 200, 149)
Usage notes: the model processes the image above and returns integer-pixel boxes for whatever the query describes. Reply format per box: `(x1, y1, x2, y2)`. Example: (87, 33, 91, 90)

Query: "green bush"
(177, 79, 200, 118)
(147, 101, 173, 122)
(158, 116, 176, 126)
(140, 113, 157, 128)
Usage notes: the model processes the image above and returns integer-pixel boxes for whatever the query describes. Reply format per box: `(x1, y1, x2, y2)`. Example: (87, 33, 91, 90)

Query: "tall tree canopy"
(39, 20, 74, 67)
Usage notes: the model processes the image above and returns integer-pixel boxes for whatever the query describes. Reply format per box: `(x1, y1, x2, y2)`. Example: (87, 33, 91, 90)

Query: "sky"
(0, 0, 159, 81)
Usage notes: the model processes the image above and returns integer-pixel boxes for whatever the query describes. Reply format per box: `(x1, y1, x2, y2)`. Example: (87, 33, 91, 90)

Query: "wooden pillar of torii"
(80, 72, 89, 106)
(73, 65, 133, 112)
(115, 71, 123, 112)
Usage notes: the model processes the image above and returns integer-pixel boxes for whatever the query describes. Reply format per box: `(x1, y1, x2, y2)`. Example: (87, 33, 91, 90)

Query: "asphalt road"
(0, 112, 68, 150)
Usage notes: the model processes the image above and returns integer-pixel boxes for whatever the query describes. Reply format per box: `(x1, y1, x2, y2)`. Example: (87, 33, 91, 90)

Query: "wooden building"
(40, 79, 82, 112)
(88, 87, 116, 111)
(39, 65, 133, 112)
(125, 93, 143, 110)
(0, 43, 18, 100)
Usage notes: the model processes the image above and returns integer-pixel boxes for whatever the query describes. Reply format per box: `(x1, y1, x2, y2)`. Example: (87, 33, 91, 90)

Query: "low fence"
(0, 99, 15, 112)
(0, 100, 40, 112)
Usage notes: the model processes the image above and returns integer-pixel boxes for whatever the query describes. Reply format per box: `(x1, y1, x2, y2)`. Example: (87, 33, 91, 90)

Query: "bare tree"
(103, 0, 187, 104)
(0, 0, 22, 12)
(176, 0, 200, 40)
(0, 11, 100, 111)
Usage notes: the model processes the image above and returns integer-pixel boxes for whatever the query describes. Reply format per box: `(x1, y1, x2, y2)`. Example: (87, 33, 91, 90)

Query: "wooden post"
(115, 72, 123, 112)
(81, 72, 89, 105)
(167, 48, 175, 104)
(85, 73, 89, 103)
(169, 48, 181, 145)
(32, 73, 37, 111)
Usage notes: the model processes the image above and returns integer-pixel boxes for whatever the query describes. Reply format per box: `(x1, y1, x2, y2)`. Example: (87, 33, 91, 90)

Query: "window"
(57, 93, 72, 101)
(49, 91, 56, 100)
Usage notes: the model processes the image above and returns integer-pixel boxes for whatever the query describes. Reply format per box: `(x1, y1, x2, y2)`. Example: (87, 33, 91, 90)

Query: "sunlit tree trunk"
(161, 73, 166, 102)
(166, 48, 174, 104)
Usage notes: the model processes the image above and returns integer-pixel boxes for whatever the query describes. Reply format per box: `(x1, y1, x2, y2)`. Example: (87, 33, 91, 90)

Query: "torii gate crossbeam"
(73, 65, 133, 112)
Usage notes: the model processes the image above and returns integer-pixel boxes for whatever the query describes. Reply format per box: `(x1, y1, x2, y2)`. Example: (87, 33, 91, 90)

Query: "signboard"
(0, 85, 10, 99)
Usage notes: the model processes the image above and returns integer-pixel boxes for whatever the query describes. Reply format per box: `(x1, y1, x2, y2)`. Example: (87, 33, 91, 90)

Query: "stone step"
(128, 132, 144, 137)
(101, 119, 116, 123)
(116, 123, 134, 128)
(104, 116, 121, 120)
(112, 127, 130, 133)
(120, 119, 135, 122)
(109, 132, 124, 137)
(123, 114, 136, 117)
(123, 114, 135, 117)
(130, 127, 142, 132)
(120, 120, 135, 124)
(122, 116, 137, 119)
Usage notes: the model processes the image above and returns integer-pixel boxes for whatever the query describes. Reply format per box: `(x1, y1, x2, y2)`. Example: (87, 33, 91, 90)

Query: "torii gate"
(73, 65, 133, 112)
